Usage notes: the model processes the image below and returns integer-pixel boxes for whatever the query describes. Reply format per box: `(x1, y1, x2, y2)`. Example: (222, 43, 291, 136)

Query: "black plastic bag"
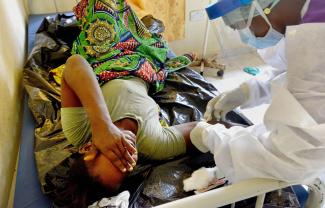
(25, 14, 252, 207)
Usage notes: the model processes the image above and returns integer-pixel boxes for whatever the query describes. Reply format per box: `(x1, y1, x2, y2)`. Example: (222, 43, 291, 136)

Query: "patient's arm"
(172, 120, 236, 152)
(171, 122, 199, 151)
(209, 120, 233, 128)
(61, 54, 136, 172)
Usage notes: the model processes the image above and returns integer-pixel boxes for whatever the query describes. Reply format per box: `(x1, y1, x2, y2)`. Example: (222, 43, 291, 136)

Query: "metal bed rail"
(155, 178, 295, 208)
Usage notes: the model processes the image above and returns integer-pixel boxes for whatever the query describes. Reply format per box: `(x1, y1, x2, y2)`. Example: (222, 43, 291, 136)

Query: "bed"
(14, 12, 312, 208)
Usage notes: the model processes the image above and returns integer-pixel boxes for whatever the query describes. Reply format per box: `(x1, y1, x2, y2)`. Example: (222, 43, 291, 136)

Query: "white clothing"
(203, 38, 286, 121)
(243, 0, 311, 109)
(242, 38, 286, 108)
(196, 23, 325, 183)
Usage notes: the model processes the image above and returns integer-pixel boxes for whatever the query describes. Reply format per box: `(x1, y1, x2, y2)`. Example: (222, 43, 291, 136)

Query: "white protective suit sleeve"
(241, 38, 286, 108)
(196, 23, 325, 184)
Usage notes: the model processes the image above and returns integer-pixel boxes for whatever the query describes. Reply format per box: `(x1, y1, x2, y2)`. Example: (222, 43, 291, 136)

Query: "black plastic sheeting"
(23, 13, 273, 208)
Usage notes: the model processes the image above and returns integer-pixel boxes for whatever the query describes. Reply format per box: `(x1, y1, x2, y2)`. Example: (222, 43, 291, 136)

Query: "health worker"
(191, 0, 325, 185)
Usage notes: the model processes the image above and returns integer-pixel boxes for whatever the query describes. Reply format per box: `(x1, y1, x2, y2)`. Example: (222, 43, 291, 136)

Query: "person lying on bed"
(58, 0, 201, 206)
(65, 0, 196, 173)
(61, 54, 199, 207)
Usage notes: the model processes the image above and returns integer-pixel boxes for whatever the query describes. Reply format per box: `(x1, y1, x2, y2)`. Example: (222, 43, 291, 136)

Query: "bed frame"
(155, 178, 325, 208)
(14, 13, 323, 208)
(155, 179, 294, 208)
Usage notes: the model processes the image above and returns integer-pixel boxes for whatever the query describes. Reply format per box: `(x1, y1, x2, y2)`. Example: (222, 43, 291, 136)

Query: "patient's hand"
(123, 131, 138, 167)
(183, 167, 219, 192)
(92, 123, 137, 173)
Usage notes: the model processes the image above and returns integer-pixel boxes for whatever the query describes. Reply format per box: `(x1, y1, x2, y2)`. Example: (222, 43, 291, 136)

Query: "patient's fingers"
(111, 137, 135, 171)
(122, 132, 136, 152)
(131, 151, 138, 162)
(122, 138, 137, 166)
(120, 130, 136, 160)
(98, 145, 129, 172)
(122, 147, 135, 171)
(106, 150, 127, 173)
(122, 130, 136, 145)
(113, 141, 131, 167)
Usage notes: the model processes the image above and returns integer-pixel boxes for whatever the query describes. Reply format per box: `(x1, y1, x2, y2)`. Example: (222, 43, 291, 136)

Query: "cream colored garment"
(61, 78, 186, 160)
(128, 0, 185, 41)
(193, 23, 325, 184)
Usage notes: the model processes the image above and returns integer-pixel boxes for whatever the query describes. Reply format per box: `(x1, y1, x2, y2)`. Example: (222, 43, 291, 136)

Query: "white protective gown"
(241, 38, 286, 108)
(199, 23, 325, 184)
(242, 0, 311, 108)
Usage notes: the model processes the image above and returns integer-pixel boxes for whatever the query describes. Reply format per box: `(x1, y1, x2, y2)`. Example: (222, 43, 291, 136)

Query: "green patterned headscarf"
(72, 0, 193, 92)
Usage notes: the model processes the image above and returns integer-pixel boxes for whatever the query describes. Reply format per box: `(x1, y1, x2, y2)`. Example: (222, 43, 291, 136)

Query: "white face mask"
(238, 1, 284, 49)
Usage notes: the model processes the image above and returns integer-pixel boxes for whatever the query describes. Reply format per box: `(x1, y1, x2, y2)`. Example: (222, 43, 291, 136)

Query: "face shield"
(222, 4, 256, 30)
(237, 0, 284, 49)
(206, 0, 280, 30)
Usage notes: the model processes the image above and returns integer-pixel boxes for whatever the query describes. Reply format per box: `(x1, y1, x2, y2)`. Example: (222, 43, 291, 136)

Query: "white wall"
(0, 0, 28, 207)
(29, 0, 78, 14)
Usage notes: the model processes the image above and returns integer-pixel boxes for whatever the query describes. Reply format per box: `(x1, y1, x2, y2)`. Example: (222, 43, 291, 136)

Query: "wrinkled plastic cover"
(141, 15, 165, 35)
(24, 14, 252, 207)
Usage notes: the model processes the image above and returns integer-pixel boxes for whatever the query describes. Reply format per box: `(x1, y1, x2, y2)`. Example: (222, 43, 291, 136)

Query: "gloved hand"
(190, 122, 212, 153)
(204, 83, 249, 121)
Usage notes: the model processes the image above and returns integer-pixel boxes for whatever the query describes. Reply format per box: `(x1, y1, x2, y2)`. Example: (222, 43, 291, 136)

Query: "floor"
(194, 51, 269, 124)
